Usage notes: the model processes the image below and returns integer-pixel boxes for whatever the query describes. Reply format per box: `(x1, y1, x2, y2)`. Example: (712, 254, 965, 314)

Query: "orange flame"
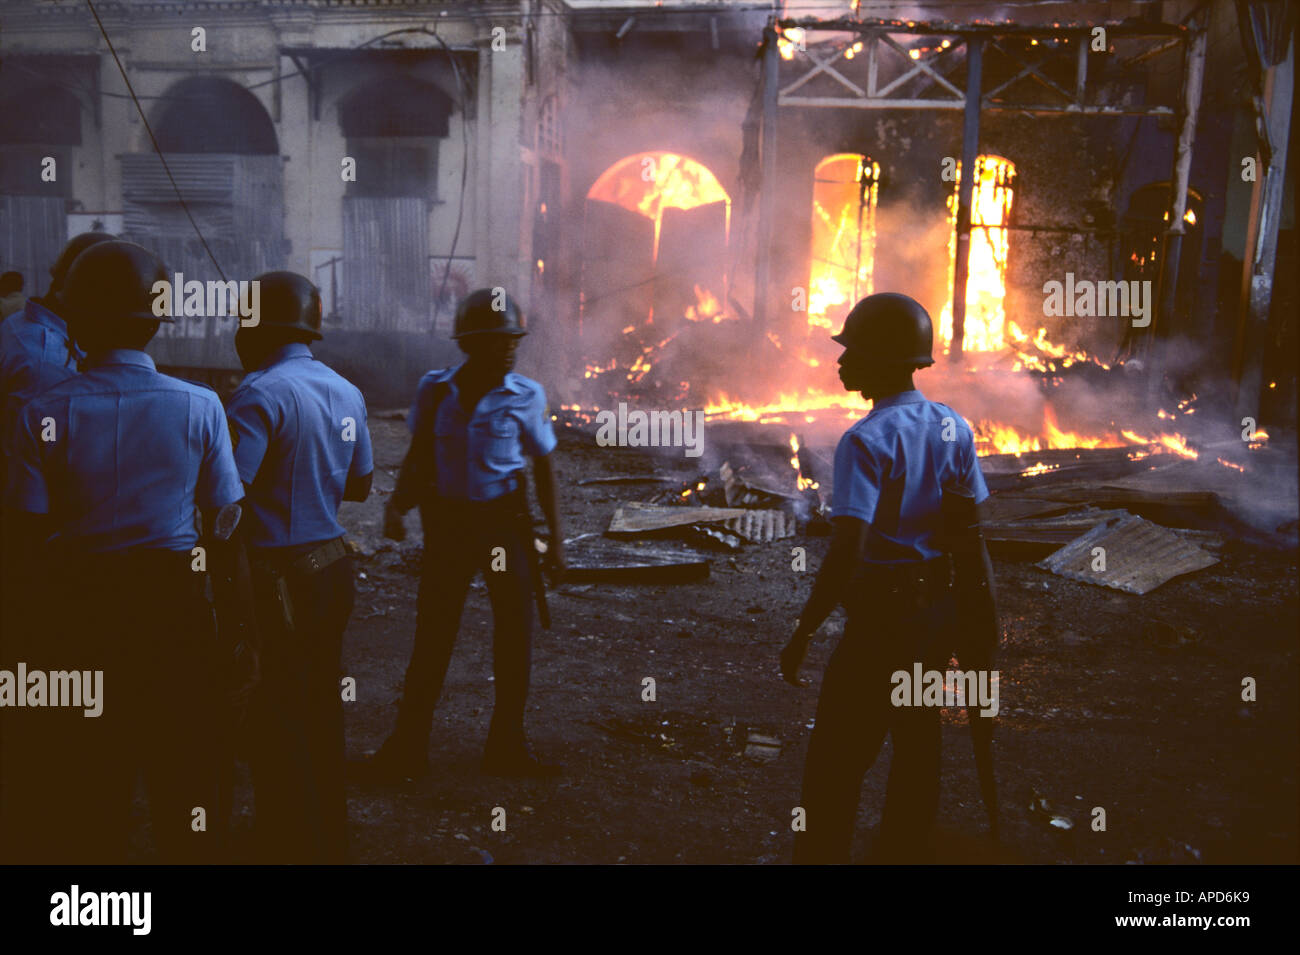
(788, 432, 820, 491)
(685, 284, 725, 323)
(704, 391, 866, 423)
(587, 152, 730, 260)
(807, 154, 879, 330)
(939, 155, 1016, 354)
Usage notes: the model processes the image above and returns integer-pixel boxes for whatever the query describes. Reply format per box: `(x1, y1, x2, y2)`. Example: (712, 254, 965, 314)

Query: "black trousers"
(3, 549, 224, 864)
(793, 559, 957, 865)
(248, 547, 355, 864)
(392, 494, 534, 756)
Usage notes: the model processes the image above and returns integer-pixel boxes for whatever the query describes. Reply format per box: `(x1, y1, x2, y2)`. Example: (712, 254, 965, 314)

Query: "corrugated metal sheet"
(342, 196, 430, 333)
(0, 195, 65, 293)
(608, 502, 794, 544)
(122, 154, 237, 219)
(723, 509, 795, 542)
(1036, 513, 1218, 595)
(609, 502, 751, 533)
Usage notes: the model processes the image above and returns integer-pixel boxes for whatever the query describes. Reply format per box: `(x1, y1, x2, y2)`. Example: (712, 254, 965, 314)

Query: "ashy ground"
(212, 416, 1298, 865)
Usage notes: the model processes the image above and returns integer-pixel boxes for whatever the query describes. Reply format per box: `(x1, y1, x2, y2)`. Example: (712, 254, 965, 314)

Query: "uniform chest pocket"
(473, 416, 519, 469)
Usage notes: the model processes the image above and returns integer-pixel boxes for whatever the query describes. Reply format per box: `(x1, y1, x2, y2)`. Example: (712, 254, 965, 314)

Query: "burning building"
(553, 0, 1294, 484)
(0, 0, 1294, 452)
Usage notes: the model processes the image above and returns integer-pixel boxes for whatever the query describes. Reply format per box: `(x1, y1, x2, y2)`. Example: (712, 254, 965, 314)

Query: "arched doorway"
(1116, 182, 1204, 358)
(579, 152, 732, 396)
(120, 77, 284, 369)
(807, 153, 880, 331)
(337, 75, 454, 333)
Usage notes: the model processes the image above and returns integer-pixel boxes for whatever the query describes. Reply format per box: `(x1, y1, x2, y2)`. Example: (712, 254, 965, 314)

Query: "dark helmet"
(453, 287, 526, 339)
(62, 240, 170, 325)
(831, 292, 935, 367)
(48, 231, 116, 295)
(250, 271, 323, 340)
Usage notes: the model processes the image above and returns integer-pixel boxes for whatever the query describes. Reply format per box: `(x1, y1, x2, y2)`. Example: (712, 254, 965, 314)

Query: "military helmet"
(250, 270, 323, 340)
(62, 240, 171, 325)
(831, 292, 935, 367)
(48, 231, 116, 295)
(453, 288, 526, 339)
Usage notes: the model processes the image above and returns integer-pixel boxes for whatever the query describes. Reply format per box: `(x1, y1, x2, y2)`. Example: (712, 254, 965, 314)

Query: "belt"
(292, 536, 349, 576)
(252, 536, 350, 579)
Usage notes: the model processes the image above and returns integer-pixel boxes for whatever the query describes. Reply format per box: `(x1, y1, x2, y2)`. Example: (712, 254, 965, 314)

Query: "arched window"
(587, 151, 730, 261)
(153, 77, 277, 154)
(0, 84, 82, 146)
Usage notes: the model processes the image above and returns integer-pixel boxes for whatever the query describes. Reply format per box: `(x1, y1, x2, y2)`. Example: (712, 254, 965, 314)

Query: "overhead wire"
(84, 0, 228, 280)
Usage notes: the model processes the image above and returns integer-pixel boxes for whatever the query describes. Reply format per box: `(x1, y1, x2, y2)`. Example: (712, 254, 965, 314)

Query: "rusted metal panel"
(0, 195, 65, 293)
(342, 196, 430, 334)
(1036, 513, 1218, 595)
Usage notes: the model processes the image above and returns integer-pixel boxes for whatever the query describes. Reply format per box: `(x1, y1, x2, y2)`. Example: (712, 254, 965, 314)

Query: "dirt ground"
(213, 415, 1297, 865)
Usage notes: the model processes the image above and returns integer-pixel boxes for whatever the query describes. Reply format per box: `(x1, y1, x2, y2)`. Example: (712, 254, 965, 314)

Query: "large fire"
(578, 144, 1241, 474)
(587, 151, 731, 259)
(939, 155, 1016, 354)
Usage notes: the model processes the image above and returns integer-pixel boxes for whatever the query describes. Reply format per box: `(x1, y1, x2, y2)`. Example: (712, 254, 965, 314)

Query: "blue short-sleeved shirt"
(225, 343, 374, 548)
(5, 349, 244, 553)
(0, 299, 84, 445)
(831, 389, 989, 563)
(409, 366, 557, 502)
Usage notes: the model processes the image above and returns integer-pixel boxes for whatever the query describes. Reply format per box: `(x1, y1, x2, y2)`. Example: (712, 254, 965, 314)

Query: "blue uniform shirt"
(225, 343, 374, 548)
(0, 299, 84, 445)
(409, 366, 557, 502)
(5, 349, 244, 553)
(831, 389, 989, 563)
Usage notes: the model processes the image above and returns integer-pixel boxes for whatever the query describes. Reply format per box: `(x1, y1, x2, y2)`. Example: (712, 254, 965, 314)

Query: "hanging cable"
(84, 0, 228, 281)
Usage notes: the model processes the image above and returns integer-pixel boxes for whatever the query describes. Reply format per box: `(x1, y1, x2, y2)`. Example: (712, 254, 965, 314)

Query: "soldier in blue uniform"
(362, 288, 566, 780)
(225, 271, 373, 863)
(0, 232, 115, 438)
(0, 233, 115, 639)
(4, 240, 252, 863)
(780, 293, 995, 864)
